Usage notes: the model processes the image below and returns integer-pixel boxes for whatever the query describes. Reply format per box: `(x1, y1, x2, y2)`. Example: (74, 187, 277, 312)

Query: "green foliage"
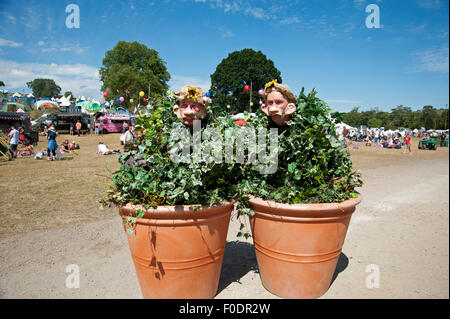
(210, 49, 282, 113)
(244, 88, 363, 204)
(99, 41, 171, 110)
(0, 81, 5, 87)
(26, 78, 61, 98)
(367, 118, 382, 128)
(342, 107, 361, 127)
(99, 96, 244, 209)
(100, 90, 364, 236)
(336, 105, 449, 130)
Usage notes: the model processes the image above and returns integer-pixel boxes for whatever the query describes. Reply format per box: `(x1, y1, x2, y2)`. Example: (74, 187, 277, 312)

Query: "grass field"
(0, 133, 448, 239)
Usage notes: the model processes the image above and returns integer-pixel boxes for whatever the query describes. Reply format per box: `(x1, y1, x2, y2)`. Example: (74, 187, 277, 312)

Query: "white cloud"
(28, 42, 86, 55)
(416, 0, 443, 8)
(244, 7, 265, 19)
(353, 0, 366, 8)
(7, 15, 16, 24)
(279, 16, 301, 26)
(168, 75, 211, 92)
(411, 47, 449, 73)
(0, 38, 23, 48)
(0, 59, 102, 99)
(218, 25, 233, 38)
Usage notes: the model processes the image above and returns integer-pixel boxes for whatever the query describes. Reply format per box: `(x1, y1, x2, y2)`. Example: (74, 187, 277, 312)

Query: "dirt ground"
(0, 134, 448, 299)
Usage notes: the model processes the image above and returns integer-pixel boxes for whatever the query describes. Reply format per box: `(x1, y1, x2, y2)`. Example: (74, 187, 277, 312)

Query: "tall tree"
(342, 107, 361, 127)
(0, 81, 5, 87)
(367, 118, 382, 128)
(26, 79, 61, 98)
(99, 41, 170, 110)
(421, 105, 437, 129)
(210, 49, 282, 113)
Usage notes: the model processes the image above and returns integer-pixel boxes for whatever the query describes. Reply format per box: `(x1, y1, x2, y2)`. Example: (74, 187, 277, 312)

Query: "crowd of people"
(5, 118, 137, 161)
(5, 112, 448, 161)
(338, 126, 448, 154)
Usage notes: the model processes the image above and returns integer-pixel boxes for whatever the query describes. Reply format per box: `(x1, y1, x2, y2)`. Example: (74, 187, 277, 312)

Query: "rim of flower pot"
(247, 195, 361, 218)
(119, 200, 236, 220)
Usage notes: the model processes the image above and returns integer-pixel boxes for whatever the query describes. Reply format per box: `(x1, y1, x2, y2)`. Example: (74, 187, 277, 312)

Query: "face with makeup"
(173, 100, 207, 126)
(261, 90, 296, 126)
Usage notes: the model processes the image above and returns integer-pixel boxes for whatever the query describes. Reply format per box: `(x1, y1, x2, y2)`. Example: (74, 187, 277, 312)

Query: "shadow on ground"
(216, 240, 259, 295)
(330, 252, 349, 286)
(216, 241, 349, 296)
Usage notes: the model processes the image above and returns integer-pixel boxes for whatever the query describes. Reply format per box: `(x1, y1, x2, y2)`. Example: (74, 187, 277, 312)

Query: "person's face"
(173, 101, 207, 126)
(261, 91, 296, 126)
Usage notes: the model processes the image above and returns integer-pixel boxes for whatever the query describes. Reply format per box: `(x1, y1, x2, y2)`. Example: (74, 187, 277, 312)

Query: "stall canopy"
(0, 102, 32, 112)
(76, 101, 101, 112)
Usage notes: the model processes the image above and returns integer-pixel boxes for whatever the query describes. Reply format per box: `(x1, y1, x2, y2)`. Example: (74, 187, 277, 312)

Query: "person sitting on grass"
(18, 140, 35, 157)
(96, 141, 119, 155)
(60, 140, 70, 153)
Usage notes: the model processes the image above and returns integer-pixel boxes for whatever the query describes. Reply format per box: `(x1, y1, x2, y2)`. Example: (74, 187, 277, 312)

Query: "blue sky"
(0, 0, 448, 112)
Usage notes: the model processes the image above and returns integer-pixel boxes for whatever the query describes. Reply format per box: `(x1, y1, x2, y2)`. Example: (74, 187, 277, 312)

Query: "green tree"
(64, 91, 73, 98)
(342, 107, 361, 127)
(437, 108, 449, 129)
(99, 41, 170, 110)
(421, 105, 437, 129)
(390, 105, 412, 128)
(26, 78, 61, 98)
(0, 81, 5, 87)
(331, 111, 345, 123)
(367, 118, 382, 128)
(210, 49, 282, 113)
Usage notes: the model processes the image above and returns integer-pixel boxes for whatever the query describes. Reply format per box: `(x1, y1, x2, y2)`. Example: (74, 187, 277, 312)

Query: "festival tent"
(335, 122, 355, 135)
(12, 92, 22, 98)
(58, 95, 72, 107)
(35, 100, 59, 110)
(60, 99, 71, 107)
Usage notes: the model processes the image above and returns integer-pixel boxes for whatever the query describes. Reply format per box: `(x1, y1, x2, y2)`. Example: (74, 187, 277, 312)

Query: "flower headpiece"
(262, 80, 297, 103)
(186, 86, 200, 100)
(265, 79, 278, 88)
(172, 85, 211, 106)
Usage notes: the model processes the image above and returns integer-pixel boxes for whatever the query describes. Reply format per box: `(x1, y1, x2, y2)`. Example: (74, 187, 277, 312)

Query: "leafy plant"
(243, 88, 363, 204)
(100, 89, 362, 237)
(99, 96, 250, 234)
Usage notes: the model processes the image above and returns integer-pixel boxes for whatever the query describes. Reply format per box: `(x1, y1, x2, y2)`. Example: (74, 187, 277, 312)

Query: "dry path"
(0, 157, 448, 299)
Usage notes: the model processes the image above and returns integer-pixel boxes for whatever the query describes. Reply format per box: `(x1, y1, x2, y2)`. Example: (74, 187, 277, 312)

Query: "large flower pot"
(119, 201, 234, 299)
(248, 196, 361, 299)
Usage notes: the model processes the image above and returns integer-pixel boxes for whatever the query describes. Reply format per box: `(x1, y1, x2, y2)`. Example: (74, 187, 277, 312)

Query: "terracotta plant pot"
(119, 201, 234, 299)
(248, 196, 361, 299)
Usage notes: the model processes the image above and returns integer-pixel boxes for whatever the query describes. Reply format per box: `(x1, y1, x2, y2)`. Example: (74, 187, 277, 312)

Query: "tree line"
(332, 105, 449, 130)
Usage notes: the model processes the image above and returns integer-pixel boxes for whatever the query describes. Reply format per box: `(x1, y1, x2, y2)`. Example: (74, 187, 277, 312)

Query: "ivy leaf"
(288, 163, 296, 174)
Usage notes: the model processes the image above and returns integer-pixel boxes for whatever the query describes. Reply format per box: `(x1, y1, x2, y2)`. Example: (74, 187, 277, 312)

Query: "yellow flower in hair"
(265, 79, 278, 88)
(186, 86, 200, 100)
